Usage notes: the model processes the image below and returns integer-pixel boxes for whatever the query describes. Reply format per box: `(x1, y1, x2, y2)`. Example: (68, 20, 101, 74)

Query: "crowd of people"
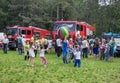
(1, 34, 116, 68)
(55, 35, 116, 68)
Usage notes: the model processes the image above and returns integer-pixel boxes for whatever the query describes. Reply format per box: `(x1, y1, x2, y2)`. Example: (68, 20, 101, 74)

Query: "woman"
(93, 38, 99, 59)
(109, 37, 115, 62)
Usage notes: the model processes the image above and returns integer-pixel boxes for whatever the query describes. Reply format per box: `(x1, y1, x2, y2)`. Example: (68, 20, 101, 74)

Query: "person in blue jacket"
(62, 38, 68, 64)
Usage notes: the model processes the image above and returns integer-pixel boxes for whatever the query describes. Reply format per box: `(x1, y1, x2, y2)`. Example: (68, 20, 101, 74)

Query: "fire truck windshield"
(53, 23, 75, 32)
(6, 28, 18, 35)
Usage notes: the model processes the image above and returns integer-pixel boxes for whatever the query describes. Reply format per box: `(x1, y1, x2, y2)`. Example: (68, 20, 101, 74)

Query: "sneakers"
(44, 65, 46, 68)
(27, 63, 29, 66)
(32, 65, 34, 67)
(27, 64, 34, 67)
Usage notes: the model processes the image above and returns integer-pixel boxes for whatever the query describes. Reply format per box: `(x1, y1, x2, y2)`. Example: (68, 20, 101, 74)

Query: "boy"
(73, 46, 81, 68)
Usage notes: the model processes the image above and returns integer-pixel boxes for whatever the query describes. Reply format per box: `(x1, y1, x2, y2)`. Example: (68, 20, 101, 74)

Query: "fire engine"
(6, 25, 50, 49)
(52, 21, 95, 41)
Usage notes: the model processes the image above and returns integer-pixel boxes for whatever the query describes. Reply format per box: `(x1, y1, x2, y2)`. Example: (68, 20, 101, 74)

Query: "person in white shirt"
(82, 37, 89, 58)
(48, 39, 52, 49)
(56, 37, 62, 57)
(73, 45, 81, 68)
(22, 36, 26, 53)
(44, 38, 48, 53)
(2, 35, 9, 54)
(48, 38, 53, 53)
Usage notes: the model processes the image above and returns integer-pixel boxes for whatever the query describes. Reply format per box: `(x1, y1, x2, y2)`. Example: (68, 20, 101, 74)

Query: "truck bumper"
(8, 42, 16, 48)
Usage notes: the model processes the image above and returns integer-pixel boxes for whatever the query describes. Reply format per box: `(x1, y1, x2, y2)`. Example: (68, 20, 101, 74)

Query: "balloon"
(58, 27, 69, 39)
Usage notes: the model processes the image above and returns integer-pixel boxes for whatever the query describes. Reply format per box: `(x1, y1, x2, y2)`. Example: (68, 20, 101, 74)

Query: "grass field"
(0, 50, 120, 83)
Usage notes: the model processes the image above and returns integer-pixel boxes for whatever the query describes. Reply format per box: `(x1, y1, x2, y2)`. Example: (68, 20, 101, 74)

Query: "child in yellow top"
(24, 41, 30, 60)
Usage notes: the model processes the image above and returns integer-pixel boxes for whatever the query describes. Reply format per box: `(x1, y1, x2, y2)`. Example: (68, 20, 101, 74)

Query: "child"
(104, 43, 110, 61)
(24, 41, 30, 60)
(100, 39, 106, 60)
(68, 45, 74, 62)
(73, 45, 81, 68)
(27, 42, 35, 67)
(40, 46, 48, 67)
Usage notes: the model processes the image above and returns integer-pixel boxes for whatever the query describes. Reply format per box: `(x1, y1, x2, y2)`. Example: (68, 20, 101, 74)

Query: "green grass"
(0, 50, 120, 83)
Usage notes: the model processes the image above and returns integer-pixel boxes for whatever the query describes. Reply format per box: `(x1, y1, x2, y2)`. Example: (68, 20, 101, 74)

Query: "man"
(62, 38, 68, 64)
(2, 35, 9, 54)
(17, 35, 22, 55)
(22, 36, 26, 53)
(56, 37, 62, 57)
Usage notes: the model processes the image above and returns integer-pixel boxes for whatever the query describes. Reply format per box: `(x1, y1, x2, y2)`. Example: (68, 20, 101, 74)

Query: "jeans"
(74, 59, 81, 68)
(109, 47, 114, 57)
(57, 47, 62, 57)
(62, 52, 68, 64)
(3, 44, 8, 54)
(82, 47, 88, 58)
(105, 51, 109, 61)
(100, 50, 105, 60)
(18, 43, 22, 55)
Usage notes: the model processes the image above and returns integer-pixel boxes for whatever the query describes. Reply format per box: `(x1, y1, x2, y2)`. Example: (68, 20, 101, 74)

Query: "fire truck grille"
(8, 38, 14, 41)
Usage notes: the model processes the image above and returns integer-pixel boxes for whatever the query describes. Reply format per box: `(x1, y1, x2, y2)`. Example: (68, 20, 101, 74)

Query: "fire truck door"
(26, 30, 32, 39)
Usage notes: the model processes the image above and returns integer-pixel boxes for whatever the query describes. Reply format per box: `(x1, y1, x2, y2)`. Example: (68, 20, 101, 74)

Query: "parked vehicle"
(0, 32, 5, 49)
(52, 21, 95, 41)
(6, 25, 50, 49)
(114, 37, 120, 57)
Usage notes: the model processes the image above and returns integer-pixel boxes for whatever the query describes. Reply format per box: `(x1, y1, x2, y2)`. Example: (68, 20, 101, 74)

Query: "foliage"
(0, 0, 120, 35)
(0, 50, 120, 83)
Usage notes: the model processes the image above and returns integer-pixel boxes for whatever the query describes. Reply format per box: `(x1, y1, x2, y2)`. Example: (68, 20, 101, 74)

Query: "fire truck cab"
(52, 21, 95, 41)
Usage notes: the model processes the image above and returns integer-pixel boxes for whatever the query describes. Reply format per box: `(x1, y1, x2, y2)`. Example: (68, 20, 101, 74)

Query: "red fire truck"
(52, 21, 95, 41)
(6, 25, 50, 49)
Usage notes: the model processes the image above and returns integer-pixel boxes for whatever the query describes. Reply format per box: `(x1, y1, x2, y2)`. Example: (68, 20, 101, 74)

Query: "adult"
(17, 35, 23, 55)
(62, 38, 68, 64)
(100, 38, 106, 60)
(40, 37, 45, 46)
(34, 39, 38, 57)
(22, 36, 26, 53)
(89, 38, 94, 55)
(44, 38, 48, 53)
(77, 36, 83, 48)
(93, 38, 99, 59)
(109, 37, 115, 62)
(48, 37, 53, 53)
(2, 35, 9, 54)
(56, 37, 62, 57)
(81, 37, 89, 58)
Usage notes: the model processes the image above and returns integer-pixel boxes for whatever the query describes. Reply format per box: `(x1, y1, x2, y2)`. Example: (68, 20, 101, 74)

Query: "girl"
(27, 42, 35, 67)
(40, 46, 48, 67)
(109, 37, 115, 62)
(104, 43, 110, 61)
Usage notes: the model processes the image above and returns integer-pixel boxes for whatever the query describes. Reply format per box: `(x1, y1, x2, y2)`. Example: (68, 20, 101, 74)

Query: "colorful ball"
(58, 27, 69, 39)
